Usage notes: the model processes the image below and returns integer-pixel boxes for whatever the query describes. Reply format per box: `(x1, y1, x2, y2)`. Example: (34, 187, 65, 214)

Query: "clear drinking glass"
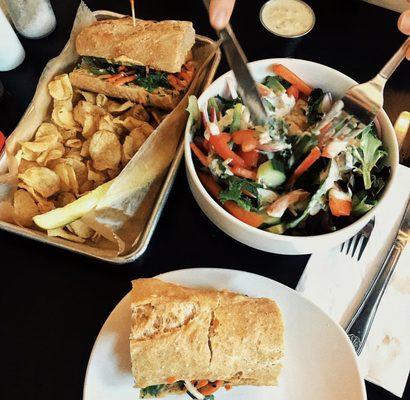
(3, 0, 56, 39)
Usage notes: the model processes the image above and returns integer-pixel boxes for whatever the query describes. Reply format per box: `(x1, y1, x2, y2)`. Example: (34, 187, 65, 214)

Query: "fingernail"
(211, 9, 227, 30)
(398, 10, 410, 32)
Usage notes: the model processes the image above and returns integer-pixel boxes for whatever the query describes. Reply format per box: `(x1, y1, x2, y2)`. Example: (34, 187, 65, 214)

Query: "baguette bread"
(76, 17, 195, 73)
(69, 69, 181, 111)
(130, 278, 284, 390)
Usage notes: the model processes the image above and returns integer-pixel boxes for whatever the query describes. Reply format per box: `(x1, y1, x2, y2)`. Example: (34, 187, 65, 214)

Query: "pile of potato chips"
(12, 74, 167, 243)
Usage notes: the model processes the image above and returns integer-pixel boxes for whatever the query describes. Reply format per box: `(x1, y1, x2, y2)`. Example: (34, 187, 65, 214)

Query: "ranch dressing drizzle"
(261, 0, 314, 37)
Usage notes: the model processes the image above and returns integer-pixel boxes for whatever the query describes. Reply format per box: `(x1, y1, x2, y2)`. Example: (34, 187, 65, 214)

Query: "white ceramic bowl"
(184, 58, 399, 255)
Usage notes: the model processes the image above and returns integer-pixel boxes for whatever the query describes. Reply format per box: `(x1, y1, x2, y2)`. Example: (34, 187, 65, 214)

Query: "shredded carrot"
(190, 142, 209, 167)
(231, 165, 257, 180)
(113, 75, 136, 86)
(225, 384, 232, 391)
(166, 376, 177, 384)
(199, 381, 224, 396)
(105, 73, 126, 83)
(288, 146, 321, 186)
(168, 74, 184, 91)
(195, 380, 209, 389)
(118, 65, 127, 72)
(97, 74, 114, 79)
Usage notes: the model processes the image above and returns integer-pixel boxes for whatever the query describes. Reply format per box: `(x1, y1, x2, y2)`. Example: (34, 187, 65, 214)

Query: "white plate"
(83, 268, 367, 400)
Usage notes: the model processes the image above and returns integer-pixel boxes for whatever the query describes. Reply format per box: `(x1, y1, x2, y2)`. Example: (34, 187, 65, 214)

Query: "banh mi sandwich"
(69, 17, 196, 110)
(130, 278, 284, 399)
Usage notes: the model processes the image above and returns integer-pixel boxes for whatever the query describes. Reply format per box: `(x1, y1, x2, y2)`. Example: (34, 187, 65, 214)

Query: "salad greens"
(78, 56, 172, 92)
(188, 65, 389, 236)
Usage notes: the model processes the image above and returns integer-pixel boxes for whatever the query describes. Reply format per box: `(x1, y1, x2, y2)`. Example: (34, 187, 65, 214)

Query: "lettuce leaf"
(186, 96, 201, 134)
(353, 126, 387, 190)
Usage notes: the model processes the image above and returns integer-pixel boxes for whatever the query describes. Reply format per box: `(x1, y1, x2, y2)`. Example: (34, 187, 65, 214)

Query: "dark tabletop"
(0, 1, 409, 399)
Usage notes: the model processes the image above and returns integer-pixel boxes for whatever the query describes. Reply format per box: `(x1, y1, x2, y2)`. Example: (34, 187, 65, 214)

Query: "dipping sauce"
(260, 0, 315, 38)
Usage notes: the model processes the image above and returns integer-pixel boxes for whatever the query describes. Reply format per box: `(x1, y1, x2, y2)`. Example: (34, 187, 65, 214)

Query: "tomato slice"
(0, 131, 5, 152)
(238, 149, 259, 168)
(209, 133, 245, 167)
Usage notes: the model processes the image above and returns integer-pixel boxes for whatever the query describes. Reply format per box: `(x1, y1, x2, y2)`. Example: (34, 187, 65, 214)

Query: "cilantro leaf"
(219, 176, 260, 210)
(140, 384, 166, 398)
(353, 125, 387, 190)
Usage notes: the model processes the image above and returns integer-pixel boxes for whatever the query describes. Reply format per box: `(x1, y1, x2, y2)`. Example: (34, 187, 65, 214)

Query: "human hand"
(209, 0, 236, 30)
(397, 9, 410, 59)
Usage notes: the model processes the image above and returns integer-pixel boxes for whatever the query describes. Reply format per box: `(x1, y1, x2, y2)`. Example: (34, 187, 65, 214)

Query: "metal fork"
(316, 37, 409, 140)
(340, 218, 375, 261)
(342, 37, 409, 126)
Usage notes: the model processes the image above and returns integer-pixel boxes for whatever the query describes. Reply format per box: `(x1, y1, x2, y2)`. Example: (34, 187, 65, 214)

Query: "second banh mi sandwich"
(130, 278, 284, 399)
(69, 17, 196, 110)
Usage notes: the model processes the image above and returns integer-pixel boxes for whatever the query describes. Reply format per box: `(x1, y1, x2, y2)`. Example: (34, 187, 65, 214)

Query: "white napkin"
(296, 164, 410, 398)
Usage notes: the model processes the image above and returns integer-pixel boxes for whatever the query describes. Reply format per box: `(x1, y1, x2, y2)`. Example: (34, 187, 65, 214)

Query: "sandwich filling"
(140, 379, 232, 399)
(76, 56, 195, 93)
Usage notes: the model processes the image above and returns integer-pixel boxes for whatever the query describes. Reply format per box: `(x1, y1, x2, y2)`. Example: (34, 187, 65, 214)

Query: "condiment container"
(260, 0, 315, 38)
(3, 0, 56, 39)
(0, 7, 25, 71)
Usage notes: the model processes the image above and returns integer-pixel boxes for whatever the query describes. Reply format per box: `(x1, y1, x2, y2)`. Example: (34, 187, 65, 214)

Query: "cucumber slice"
(265, 223, 287, 234)
(257, 159, 286, 188)
(229, 103, 242, 133)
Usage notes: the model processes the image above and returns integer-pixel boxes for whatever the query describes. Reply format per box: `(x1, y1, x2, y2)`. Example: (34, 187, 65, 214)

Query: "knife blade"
(202, 0, 268, 126)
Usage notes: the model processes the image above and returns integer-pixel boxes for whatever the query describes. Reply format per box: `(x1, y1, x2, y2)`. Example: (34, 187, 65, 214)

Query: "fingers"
(209, 0, 236, 30)
(397, 10, 410, 60)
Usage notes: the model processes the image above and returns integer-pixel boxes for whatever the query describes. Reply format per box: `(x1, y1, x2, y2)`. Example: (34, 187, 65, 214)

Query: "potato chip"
(52, 103, 77, 130)
(64, 148, 83, 161)
(89, 130, 121, 171)
(65, 138, 83, 149)
(106, 168, 120, 179)
(36, 143, 65, 166)
(35, 122, 62, 141)
(18, 166, 60, 198)
(55, 192, 76, 207)
(96, 93, 108, 108)
(98, 114, 115, 133)
(82, 113, 99, 138)
(13, 189, 39, 227)
(20, 146, 39, 161)
(48, 74, 73, 101)
(80, 139, 90, 157)
(60, 128, 78, 141)
(123, 104, 150, 122)
(53, 163, 79, 195)
(65, 158, 88, 186)
(73, 100, 106, 126)
(18, 159, 39, 174)
(79, 179, 94, 194)
(18, 182, 55, 213)
(122, 123, 154, 162)
(86, 161, 107, 185)
(107, 100, 134, 114)
(78, 90, 96, 104)
(47, 227, 85, 243)
(67, 219, 94, 239)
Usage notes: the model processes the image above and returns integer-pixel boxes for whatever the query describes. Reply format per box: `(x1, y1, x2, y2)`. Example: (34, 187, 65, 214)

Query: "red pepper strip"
(209, 133, 245, 167)
(238, 149, 259, 168)
(199, 381, 224, 396)
(286, 85, 299, 100)
(230, 165, 257, 180)
(272, 64, 313, 96)
(190, 142, 209, 167)
(0, 130, 5, 152)
(288, 146, 321, 186)
(232, 130, 259, 152)
(198, 172, 264, 228)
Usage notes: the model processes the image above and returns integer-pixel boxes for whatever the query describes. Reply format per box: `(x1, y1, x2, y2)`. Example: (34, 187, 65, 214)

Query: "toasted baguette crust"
(76, 17, 195, 73)
(130, 278, 284, 388)
(69, 69, 181, 110)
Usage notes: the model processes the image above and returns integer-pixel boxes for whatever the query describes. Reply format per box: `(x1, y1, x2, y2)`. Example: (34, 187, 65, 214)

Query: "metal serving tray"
(0, 10, 221, 264)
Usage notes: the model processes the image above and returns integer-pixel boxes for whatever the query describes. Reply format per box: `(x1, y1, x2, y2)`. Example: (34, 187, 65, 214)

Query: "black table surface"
(0, 1, 409, 399)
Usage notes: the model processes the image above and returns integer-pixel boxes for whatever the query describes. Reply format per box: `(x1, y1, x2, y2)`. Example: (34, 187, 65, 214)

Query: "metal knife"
(202, 0, 268, 126)
(346, 197, 410, 355)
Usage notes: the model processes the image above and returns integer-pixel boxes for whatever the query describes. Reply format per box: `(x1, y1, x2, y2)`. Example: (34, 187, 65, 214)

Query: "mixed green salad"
(187, 64, 389, 236)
